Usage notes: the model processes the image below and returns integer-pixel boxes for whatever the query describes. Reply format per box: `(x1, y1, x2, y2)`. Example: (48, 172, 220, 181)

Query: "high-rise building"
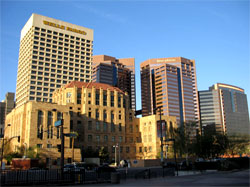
(15, 13, 93, 107)
(0, 92, 15, 136)
(92, 55, 136, 110)
(140, 57, 199, 125)
(199, 83, 250, 135)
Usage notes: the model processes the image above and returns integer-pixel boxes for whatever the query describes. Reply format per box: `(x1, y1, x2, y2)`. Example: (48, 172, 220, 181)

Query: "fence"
(0, 167, 175, 186)
(0, 169, 112, 186)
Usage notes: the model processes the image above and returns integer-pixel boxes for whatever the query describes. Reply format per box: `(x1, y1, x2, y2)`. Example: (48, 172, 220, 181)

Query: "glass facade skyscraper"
(199, 83, 250, 135)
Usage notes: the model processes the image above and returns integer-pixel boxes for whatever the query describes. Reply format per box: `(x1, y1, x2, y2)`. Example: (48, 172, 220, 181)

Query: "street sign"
(54, 120, 62, 127)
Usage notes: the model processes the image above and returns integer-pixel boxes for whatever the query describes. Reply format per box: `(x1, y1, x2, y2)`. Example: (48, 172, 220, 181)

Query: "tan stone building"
(4, 101, 81, 167)
(135, 115, 177, 160)
(5, 81, 176, 166)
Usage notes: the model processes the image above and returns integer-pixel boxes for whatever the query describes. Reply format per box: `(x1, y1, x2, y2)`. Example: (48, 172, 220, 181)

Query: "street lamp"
(52, 109, 64, 176)
(113, 144, 119, 166)
(23, 143, 27, 158)
(154, 106, 164, 165)
(1, 124, 11, 170)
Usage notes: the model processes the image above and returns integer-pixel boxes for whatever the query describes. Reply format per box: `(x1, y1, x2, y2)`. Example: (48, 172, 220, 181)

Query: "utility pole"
(52, 109, 64, 177)
(60, 112, 64, 177)
(159, 107, 163, 164)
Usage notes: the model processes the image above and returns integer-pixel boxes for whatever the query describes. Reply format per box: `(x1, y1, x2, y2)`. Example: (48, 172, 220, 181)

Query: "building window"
(96, 91, 100, 105)
(112, 136, 115, 142)
(139, 147, 142, 153)
(77, 92, 81, 104)
(120, 146, 123, 153)
(119, 123, 122, 132)
(96, 109, 99, 119)
(88, 121, 92, 130)
(119, 136, 123, 143)
(126, 147, 130, 153)
(103, 93, 107, 106)
(130, 125, 133, 133)
(104, 135, 108, 142)
(103, 122, 107, 132)
(88, 135, 92, 142)
(103, 110, 107, 121)
(96, 121, 100, 131)
(96, 135, 100, 143)
(111, 111, 114, 122)
(111, 123, 115, 132)
(47, 111, 53, 139)
(111, 94, 114, 107)
(37, 110, 43, 139)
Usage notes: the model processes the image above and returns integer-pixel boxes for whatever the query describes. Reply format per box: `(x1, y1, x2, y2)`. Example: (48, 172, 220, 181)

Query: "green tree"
(226, 135, 250, 157)
(99, 147, 109, 163)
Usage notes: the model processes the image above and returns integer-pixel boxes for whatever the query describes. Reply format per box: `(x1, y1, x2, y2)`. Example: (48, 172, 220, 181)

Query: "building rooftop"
(64, 81, 125, 93)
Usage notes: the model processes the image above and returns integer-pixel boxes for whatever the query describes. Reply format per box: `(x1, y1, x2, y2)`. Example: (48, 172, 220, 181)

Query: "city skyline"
(0, 0, 249, 111)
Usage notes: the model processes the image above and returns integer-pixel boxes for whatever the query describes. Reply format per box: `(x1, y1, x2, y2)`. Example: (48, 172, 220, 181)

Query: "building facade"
(136, 115, 177, 160)
(5, 81, 176, 166)
(92, 55, 136, 111)
(0, 92, 15, 136)
(199, 83, 250, 135)
(15, 13, 93, 107)
(140, 57, 199, 125)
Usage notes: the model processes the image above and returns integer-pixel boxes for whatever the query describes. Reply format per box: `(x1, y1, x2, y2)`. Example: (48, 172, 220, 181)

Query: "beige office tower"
(140, 57, 200, 124)
(15, 13, 93, 107)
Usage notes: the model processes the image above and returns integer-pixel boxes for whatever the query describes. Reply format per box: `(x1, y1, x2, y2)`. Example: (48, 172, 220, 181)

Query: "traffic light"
(57, 144, 61, 152)
(17, 136, 20, 142)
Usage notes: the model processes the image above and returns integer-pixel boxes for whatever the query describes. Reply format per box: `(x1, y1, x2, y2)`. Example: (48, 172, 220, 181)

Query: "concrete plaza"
(93, 169, 250, 186)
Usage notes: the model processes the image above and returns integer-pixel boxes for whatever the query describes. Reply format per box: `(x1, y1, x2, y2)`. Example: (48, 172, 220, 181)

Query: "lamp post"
(113, 144, 118, 166)
(1, 124, 11, 170)
(23, 143, 27, 158)
(52, 109, 64, 176)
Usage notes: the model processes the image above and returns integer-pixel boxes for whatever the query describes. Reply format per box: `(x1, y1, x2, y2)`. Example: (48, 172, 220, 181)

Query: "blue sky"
(0, 0, 249, 110)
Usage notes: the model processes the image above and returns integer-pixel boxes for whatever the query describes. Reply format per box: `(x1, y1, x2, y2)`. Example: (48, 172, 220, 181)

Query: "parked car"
(97, 164, 116, 173)
(178, 161, 193, 170)
(63, 164, 81, 173)
(163, 162, 177, 169)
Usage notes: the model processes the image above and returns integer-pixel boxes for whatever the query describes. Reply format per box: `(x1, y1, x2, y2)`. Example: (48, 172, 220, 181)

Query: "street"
(90, 169, 250, 186)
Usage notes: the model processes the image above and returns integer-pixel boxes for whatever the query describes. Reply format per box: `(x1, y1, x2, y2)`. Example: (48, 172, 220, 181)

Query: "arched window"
(37, 110, 44, 139)
(57, 112, 62, 120)
(47, 111, 53, 127)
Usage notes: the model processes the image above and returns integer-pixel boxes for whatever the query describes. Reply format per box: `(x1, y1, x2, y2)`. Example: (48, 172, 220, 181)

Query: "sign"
(54, 120, 62, 127)
(43, 20, 87, 35)
(156, 59, 176, 63)
(157, 120, 167, 138)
